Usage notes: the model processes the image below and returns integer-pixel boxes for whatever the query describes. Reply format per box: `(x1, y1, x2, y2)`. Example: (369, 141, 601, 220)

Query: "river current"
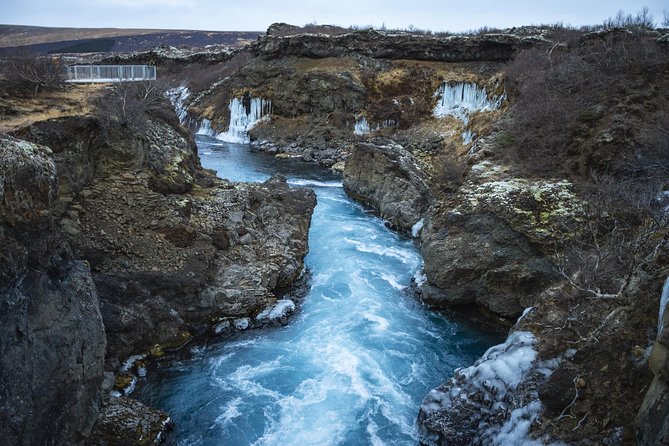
(138, 136, 498, 445)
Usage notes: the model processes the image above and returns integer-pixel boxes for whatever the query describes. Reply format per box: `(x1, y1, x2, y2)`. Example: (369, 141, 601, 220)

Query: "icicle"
(217, 97, 272, 143)
(354, 117, 370, 135)
(433, 82, 504, 124)
(658, 276, 669, 336)
(194, 97, 271, 143)
(462, 129, 475, 144)
(166, 85, 191, 125)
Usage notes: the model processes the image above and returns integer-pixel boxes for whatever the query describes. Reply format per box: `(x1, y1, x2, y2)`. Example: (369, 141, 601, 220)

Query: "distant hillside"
(0, 25, 261, 54)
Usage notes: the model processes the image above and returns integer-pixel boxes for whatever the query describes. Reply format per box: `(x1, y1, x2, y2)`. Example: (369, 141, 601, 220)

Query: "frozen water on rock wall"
(354, 116, 370, 135)
(659, 276, 669, 336)
(433, 82, 504, 123)
(196, 97, 272, 143)
(419, 330, 568, 445)
(166, 85, 191, 125)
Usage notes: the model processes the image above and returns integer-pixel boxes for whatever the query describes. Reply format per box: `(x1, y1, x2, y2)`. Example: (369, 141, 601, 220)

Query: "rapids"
(138, 136, 499, 445)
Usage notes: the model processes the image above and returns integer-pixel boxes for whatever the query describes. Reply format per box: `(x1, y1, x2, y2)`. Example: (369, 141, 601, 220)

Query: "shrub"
(0, 46, 65, 96)
(93, 80, 171, 132)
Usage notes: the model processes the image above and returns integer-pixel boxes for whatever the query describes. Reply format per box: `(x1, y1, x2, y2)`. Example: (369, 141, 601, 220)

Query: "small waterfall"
(354, 117, 396, 135)
(433, 82, 504, 124)
(195, 97, 272, 144)
(166, 85, 191, 125)
(659, 276, 669, 336)
(354, 117, 370, 135)
(462, 129, 475, 145)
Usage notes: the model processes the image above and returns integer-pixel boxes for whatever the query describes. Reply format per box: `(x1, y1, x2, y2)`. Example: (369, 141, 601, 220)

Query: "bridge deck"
(66, 65, 156, 83)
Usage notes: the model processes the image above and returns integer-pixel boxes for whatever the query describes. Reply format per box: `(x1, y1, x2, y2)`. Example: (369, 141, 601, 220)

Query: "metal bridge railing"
(65, 65, 157, 83)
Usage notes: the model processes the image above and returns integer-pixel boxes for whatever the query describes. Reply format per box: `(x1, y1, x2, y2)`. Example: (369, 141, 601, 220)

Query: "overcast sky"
(1, 0, 666, 32)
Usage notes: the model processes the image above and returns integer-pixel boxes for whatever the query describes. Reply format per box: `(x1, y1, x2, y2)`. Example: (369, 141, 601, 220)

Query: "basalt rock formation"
(0, 135, 106, 445)
(1, 90, 316, 444)
(251, 28, 547, 62)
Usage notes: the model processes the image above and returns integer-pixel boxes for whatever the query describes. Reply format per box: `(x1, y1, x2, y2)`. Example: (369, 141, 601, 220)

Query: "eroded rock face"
(421, 211, 556, 317)
(343, 139, 432, 232)
(252, 29, 547, 62)
(18, 114, 315, 364)
(0, 135, 106, 446)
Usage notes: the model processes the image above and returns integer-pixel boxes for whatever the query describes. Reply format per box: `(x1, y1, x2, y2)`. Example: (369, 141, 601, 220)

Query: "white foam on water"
(345, 238, 420, 266)
(362, 312, 391, 331)
(287, 179, 344, 188)
(215, 397, 244, 426)
(367, 420, 386, 446)
(379, 272, 406, 291)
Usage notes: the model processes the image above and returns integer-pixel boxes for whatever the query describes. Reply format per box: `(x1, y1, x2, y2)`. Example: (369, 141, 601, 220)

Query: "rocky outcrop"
(421, 170, 583, 318)
(88, 396, 172, 446)
(251, 28, 548, 62)
(343, 139, 432, 232)
(0, 135, 106, 445)
(342, 140, 570, 318)
(420, 211, 557, 317)
(17, 113, 315, 365)
(2, 95, 316, 443)
(419, 274, 665, 445)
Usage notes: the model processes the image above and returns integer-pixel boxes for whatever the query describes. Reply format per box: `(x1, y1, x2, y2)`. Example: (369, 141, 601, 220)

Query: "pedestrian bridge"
(65, 65, 156, 83)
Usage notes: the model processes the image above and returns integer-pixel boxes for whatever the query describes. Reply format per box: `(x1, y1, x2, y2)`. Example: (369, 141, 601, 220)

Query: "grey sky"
(0, 0, 666, 32)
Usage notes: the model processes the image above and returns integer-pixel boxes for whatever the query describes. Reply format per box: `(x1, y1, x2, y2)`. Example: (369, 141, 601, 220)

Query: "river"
(138, 135, 499, 445)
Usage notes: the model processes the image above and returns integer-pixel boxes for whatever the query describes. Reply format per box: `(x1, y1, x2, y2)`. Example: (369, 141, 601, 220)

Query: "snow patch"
(120, 354, 146, 373)
(488, 401, 544, 446)
(256, 299, 296, 322)
(233, 318, 250, 330)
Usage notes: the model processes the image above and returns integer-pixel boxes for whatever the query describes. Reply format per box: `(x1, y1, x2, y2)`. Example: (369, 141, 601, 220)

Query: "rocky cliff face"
(0, 135, 106, 445)
(15, 108, 315, 365)
(637, 285, 669, 445)
(343, 139, 432, 232)
(250, 28, 547, 62)
(2, 90, 316, 444)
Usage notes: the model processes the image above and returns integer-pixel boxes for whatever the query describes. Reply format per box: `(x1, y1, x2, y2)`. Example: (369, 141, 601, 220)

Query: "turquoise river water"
(138, 136, 498, 445)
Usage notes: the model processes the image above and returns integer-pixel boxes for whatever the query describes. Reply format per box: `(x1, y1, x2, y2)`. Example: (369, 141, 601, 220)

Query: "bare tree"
(0, 46, 64, 96)
(94, 80, 170, 132)
(555, 174, 668, 299)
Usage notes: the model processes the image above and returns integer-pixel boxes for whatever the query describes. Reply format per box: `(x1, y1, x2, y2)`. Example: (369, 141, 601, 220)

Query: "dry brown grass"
(0, 84, 104, 132)
(0, 25, 191, 47)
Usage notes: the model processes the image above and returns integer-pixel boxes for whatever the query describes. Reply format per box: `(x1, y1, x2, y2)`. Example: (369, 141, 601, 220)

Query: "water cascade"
(166, 85, 191, 125)
(433, 82, 504, 145)
(354, 117, 397, 135)
(354, 116, 370, 135)
(659, 276, 669, 336)
(197, 96, 272, 144)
